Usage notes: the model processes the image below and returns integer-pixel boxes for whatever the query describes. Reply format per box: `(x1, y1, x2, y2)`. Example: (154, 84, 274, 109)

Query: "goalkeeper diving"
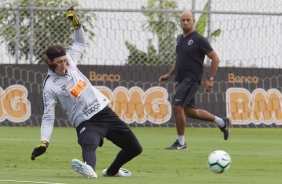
(31, 6, 142, 179)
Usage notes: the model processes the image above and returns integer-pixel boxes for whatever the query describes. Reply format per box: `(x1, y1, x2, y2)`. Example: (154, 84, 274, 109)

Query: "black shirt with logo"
(174, 31, 213, 83)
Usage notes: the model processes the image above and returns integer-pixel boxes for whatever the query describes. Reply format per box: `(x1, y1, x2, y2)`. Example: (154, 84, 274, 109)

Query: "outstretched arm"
(31, 89, 56, 160)
(66, 6, 86, 65)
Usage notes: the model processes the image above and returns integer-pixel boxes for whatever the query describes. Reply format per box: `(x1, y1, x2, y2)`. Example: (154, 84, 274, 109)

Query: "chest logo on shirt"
(68, 79, 87, 98)
(188, 39, 193, 45)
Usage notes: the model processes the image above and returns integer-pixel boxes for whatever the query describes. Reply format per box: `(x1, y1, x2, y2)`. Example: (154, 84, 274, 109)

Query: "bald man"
(159, 11, 231, 150)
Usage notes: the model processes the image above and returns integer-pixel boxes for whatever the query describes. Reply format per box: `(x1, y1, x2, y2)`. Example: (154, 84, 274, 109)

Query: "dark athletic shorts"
(172, 77, 200, 108)
(75, 106, 142, 167)
(76, 106, 132, 147)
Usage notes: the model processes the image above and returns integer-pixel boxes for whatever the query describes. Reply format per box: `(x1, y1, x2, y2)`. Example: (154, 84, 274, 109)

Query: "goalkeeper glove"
(66, 6, 81, 29)
(31, 140, 49, 160)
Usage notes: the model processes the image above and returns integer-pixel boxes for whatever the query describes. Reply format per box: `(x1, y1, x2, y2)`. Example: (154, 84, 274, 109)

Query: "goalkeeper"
(31, 6, 142, 179)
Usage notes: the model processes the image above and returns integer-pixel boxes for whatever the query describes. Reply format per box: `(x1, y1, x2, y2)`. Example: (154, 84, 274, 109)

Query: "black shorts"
(76, 106, 132, 147)
(75, 106, 142, 159)
(172, 77, 200, 108)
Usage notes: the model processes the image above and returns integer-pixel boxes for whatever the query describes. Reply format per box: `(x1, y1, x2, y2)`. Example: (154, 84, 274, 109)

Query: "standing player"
(159, 10, 231, 150)
(31, 7, 142, 178)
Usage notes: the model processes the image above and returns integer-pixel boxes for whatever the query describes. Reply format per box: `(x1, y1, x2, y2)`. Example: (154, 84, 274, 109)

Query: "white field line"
(0, 180, 65, 184)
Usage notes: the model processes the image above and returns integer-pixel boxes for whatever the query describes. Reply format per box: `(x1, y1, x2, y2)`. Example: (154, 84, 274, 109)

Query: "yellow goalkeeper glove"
(66, 6, 81, 29)
(31, 140, 49, 160)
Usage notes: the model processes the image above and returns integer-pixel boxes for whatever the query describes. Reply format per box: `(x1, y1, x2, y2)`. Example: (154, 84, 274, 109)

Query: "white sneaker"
(102, 168, 131, 177)
(71, 159, 97, 179)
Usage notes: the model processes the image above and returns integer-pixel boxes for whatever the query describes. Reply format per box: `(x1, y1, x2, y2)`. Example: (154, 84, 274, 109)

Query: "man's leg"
(101, 107, 142, 176)
(185, 107, 215, 122)
(164, 104, 187, 150)
(165, 78, 199, 150)
(173, 104, 186, 136)
(105, 129, 142, 176)
(185, 107, 231, 140)
(71, 129, 101, 178)
(78, 131, 102, 170)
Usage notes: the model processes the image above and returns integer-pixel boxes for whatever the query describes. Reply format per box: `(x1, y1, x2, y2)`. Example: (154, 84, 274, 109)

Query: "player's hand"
(159, 74, 170, 83)
(31, 140, 49, 160)
(66, 6, 81, 29)
(204, 79, 213, 92)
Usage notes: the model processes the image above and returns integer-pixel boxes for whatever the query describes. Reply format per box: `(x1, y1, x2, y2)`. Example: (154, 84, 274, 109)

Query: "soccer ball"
(207, 150, 231, 174)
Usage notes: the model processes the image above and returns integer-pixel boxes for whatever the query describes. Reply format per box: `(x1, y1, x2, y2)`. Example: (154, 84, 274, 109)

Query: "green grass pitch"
(0, 126, 282, 184)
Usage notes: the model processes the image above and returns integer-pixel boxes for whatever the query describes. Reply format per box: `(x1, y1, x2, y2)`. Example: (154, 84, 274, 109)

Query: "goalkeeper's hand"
(66, 6, 81, 29)
(31, 140, 49, 160)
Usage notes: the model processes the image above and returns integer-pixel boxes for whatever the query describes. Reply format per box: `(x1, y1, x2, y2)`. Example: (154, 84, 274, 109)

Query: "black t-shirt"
(174, 31, 213, 83)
